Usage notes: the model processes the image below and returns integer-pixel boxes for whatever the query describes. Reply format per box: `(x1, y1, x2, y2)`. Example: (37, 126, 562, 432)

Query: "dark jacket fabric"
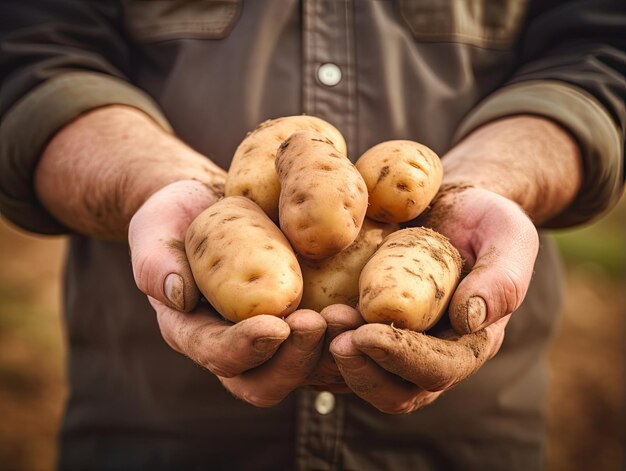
(0, 1, 624, 470)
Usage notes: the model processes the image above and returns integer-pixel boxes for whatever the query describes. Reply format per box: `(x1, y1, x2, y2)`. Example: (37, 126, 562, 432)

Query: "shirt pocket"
(123, 0, 241, 42)
(396, 0, 528, 49)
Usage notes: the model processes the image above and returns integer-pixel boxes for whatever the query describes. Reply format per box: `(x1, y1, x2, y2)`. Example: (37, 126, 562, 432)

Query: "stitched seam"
(396, 0, 523, 49)
(345, 0, 356, 159)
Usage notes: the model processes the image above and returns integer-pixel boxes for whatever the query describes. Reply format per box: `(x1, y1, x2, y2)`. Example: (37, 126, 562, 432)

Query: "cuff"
(0, 71, 172, 234)
(453, 80, 624, 227)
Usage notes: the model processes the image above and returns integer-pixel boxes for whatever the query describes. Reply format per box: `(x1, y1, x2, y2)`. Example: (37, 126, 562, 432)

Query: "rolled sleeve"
(0, 71, 172, 234)
(454, 80, 624, 227)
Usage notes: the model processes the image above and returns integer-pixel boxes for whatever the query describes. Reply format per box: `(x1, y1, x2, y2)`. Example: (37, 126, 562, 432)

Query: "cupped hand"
(329, 186, 539, 413)
(152, 299, 326, 406)
(418, 186, 539, 334)
(330, 315, 506, 413)
(128, 180, 326, 406)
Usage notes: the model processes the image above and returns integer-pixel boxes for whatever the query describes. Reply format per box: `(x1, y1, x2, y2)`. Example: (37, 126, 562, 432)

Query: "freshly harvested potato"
(359, 227, 462, 331)
(299, 219, 398, 312)
(185, 196, 303, 323)
(225, 115, 346, 222)
(276, 130, 368, 260)
(356, 140, 443, 223)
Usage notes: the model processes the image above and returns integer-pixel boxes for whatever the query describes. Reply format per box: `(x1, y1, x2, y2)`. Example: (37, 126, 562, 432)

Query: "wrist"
(442, 115, 582, 225)
(35, 105, 225, 240)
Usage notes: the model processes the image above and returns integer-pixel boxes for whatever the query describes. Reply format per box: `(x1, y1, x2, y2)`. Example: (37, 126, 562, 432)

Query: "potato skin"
(356, 140, 443, 223)
(185, 196, 303, 323)
(225, 116, 347, 222)
(276, 130, 368, 260)
(299, 219, 398, 312)
(359, 227, 462, 331)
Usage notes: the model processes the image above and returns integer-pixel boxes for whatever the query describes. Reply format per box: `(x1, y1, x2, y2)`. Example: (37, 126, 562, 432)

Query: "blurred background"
(0, 197, 624, 471)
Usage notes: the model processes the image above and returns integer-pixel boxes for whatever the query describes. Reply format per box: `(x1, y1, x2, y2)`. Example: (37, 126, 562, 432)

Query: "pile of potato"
(185, 116, 462, 331)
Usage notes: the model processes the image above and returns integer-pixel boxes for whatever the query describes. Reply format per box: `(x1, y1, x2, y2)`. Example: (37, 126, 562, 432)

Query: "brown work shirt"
(0, 1, 624, 470)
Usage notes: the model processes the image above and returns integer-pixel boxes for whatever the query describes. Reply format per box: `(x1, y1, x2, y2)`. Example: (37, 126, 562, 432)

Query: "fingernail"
(292, 329, 324, 351)
(164, 273, 185, 311)
(467, 296, 487, 332)
(253, 336, 285, 352)
(333, 354, 366, 369)
(361, 347, 388, 361)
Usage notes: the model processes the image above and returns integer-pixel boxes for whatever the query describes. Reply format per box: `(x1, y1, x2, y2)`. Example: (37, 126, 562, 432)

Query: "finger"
(321, 304, 366, 338)
(307, 304, 365, 390)
(221, 309, 326, 407)
(150, 297, 290, 377)
(352, 317, 509, 392)
(447, 191, 539, 333)
(129, 180, 220, 312)
(331, 332, 441, 414)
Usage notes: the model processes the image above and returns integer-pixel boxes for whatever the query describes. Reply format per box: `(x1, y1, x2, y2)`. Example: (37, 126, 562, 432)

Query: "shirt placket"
(302, 0, 357, 157)
(296, 389, 346, 471)
(297, 3, 355, 469)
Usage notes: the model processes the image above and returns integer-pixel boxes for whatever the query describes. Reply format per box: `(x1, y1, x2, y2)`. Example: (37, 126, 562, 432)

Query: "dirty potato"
(356, 140, 442, 223)
(185, 196, 303, 323)
(359, 227, 462, 331)
(276, 130, 368, 260)
(299, 219, 398, 312)
(225, 115, 347, 222)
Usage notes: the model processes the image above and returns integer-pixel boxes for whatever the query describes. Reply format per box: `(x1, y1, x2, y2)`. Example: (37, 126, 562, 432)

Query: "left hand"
(329, 186, 539, 413)
(129, 180, 327, 407)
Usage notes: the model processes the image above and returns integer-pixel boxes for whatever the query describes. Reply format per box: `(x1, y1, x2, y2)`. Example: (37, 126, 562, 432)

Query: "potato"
(299, 219, 398, 312)
(359, 227, 462, 331)
(185, 196, 303, 323)
(276, 130, 368, 260)
(225, 115, 347, 222)
(356, 140, 443, 223)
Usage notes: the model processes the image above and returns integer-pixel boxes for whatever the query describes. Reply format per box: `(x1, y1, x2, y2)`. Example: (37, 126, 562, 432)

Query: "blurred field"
(0, 196, 624, 470)
(547, 197, 625, 470)
(0, 221, 66, 471)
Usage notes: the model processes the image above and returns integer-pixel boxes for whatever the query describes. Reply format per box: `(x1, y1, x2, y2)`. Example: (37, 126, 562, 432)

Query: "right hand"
(129, 180, 326, 406)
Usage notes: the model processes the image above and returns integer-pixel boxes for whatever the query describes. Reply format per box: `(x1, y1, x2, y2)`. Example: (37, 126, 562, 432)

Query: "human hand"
(306, 304, 365, 394)
(329, 186, 539, 413)
(420, 186, 539, 334)
(152, 299, 326, 406)
(129, 180, 326, 406)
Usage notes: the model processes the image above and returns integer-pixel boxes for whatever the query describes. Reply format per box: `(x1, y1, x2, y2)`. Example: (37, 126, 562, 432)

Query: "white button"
(317, 63, 342, 87)
(314, 391, 335, 415)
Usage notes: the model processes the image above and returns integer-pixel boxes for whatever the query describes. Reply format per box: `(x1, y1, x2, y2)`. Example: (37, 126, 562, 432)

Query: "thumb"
(448, 196, 539, 334)
(128, 180, 221, 312)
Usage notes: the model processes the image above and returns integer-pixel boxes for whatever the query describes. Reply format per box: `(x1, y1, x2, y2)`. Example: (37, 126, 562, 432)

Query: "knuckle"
(131, 249, 162, 297)
(206, 363, 237, 378)
(241, 391, 284, 408)
(131, 251, 150, 293)
(491, 266, 526, 316)
(501, 269, 527, 313)
(155, 310, 181, 354)
(375, 392, 441, 414)
(415, 392, 439, 409)
(422, 377, 455, 393)
(201, 350, 249, 378)
(376, 400, 415, 415)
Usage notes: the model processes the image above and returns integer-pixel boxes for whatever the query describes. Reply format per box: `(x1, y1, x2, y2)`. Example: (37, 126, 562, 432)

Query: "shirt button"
(314, 391, 336, 415)
(317, 63, 342, 87)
